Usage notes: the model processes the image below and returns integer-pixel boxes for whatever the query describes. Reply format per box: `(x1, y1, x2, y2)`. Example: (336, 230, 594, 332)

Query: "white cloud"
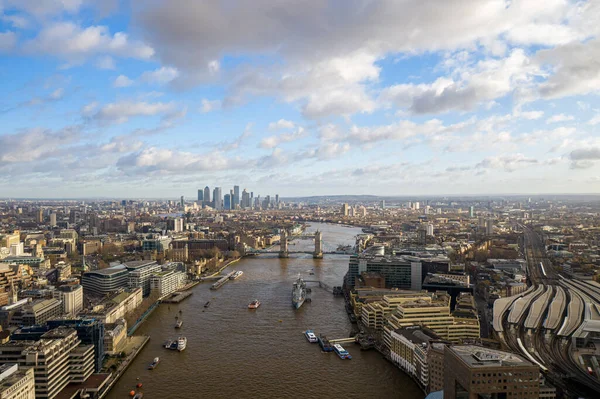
(140, 66, 179, 85)
(113, 75, 133, 88)
(588, 114, 600, 126)
(546, 113, 574, 124)
(87, 101, 179, 124)
(537, 37, 600, 99)
(260, 127, 305, 149)
(0, 31, 17, 52)
(23, 22, 154, 62)
(268, 119, 295, 130)
(200, 99, 221, 113)
(380, 49, 539, 115)
(96, 56, 116, 69)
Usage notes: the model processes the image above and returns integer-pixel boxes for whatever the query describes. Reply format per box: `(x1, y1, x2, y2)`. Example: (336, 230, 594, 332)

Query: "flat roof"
(123, 260, 157, 270)
(449, 345, 532, 368)
(84, 264, 127, 276)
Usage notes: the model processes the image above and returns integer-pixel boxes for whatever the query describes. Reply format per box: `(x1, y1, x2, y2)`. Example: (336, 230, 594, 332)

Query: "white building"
(174, 218, 184, 233)
(53, 285, 83, 317)
(150, 270, 186, 297)
(125, 261, 162, 297)
(0, 364, 35, 399)
(426, 224, 434, 236)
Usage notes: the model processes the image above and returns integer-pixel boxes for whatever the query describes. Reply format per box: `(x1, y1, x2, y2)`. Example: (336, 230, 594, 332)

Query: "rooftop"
(449, 345, 532, 368)
(123, 260, 157, 270)
(84, 264, 127, 276)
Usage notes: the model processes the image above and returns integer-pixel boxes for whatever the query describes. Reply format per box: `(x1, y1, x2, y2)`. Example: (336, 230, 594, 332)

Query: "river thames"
(107, 223, 423, 399)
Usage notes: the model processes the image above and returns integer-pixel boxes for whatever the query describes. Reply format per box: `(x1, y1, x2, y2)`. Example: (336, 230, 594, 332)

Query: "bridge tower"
(313, 230, 323, 259)
(279, 230, 289, 258)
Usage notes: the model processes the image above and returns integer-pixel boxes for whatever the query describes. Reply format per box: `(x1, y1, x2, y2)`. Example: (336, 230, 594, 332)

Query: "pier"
(210, 271, 236, 290)
(329, 337, 357, 344)
(161, 290, 193, 303)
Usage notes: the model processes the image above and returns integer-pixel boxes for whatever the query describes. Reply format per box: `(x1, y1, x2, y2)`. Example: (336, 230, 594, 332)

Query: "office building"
(241, 189, 250, 208)
(233, 185, 240, 209)
(125, 261, 161, 297)
(0, 298, 63, 328)
(428, 342, 448, 392)
(0, 327, 93, 399)
(79, 288, 142, 325)
(213, 187, 223, 210)
(224, 194, 231, 210)
(104, 320, 126, 355)
(341, 203, 349, 216)
(469, 206, 474, 218)
(142, 236, 172, 253)
(426, 224, 434, 236)
(52, 285, 83, 317)
(47, 318, 105, 373)
(172, 217, 184, 232)
(81, 265, 129, 296)
(49, 213, 57, 226)
(383, 292, 479, 345)
(150, 270, 186, 297)
(443, 345, 540, 399)
(197, 189, 203, 202)
(486, 218, 494, 235)
(203, 186, 211, 207)
(389, 326, 440, 390)
(347, 254, 422, 290)
(0, 364, 35, 399)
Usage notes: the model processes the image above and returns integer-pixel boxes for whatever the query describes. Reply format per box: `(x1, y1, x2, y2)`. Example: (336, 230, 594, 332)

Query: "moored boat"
(229, 270, 244, 280)
(248, 299, 261, 309)
(304, 330, 318, 343)
(148, 357, 160, 370)
(333, 343, 352, 359)
(175, 320, 183, 328)
(177, 336, 187, 352)
(204, 301, 211, 308)
(318, 335, 334, 352)
(292, 275, 306, 309)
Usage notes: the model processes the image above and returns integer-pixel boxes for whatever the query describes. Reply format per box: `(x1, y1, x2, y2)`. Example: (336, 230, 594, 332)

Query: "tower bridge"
(244, 230, 324, 258)
(280, 230, 323, 258)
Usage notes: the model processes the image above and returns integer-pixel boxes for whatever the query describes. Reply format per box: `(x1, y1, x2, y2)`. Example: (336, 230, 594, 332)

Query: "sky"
(1, 0, 600, 198)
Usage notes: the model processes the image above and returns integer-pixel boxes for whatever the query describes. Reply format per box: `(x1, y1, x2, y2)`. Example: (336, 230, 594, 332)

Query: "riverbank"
(100, 335, 149, 398)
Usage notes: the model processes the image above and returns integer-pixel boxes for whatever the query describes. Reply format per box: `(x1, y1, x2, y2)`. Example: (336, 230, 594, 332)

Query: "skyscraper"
(224, 194, 231, 210)
(197, 189, 204, 202)
(213, 187, 223, 210)
(203, 186, 211, 206)
(241, 189, 250, 208)
(469, 206, 474, 218)
(233, 185, 240, 209)
(180, 196, 184, 208)
(50, 213, 57, 226)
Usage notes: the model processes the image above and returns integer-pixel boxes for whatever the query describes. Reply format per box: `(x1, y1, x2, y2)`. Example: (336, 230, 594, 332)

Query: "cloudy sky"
(1, 0, 600, 198)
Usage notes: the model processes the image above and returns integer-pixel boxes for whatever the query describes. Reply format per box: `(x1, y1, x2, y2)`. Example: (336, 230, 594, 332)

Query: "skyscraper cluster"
(196, 185, 280, 210)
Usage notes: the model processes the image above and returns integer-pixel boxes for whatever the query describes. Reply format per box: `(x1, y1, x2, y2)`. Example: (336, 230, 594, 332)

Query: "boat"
(163, 340, 174, 349)
(175, 320, 183, 328)
(248, 299, 261, 309)
(333, 343, 352, 359)
(292, 275, 307, 309)
(177, 337, 187, 352)
(133, 393, 143, 399)
(229, 270, 244, 280)
(148, 357, 160, 370)
(318, 335, 334, 352)
(204, 301, 211, 308)
(304, 330, 318, 343)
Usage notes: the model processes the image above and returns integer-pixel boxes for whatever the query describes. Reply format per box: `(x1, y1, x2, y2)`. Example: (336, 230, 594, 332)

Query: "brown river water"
(107, 223, 424, 399)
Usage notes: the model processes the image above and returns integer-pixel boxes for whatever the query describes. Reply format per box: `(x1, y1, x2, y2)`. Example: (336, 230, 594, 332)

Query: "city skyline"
(1, 1, 600, 197)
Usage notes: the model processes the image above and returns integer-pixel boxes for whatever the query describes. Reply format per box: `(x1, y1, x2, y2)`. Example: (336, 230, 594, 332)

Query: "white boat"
(304, 330, 318, 343)
(229, 270, 244, 280)
(177, 336, 187, 352)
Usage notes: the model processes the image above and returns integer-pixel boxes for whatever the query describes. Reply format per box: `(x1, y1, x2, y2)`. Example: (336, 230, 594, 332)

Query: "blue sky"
(1, 0, 600, 198)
